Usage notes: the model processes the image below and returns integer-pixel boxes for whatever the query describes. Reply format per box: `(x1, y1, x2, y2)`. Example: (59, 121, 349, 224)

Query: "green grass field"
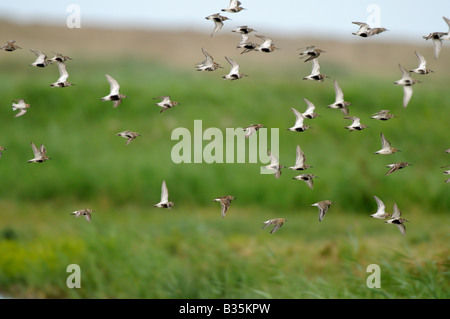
(0, 45, 448, 298)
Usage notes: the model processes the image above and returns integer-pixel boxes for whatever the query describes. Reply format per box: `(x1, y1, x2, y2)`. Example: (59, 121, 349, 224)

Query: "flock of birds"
(1, 0, 449, 236)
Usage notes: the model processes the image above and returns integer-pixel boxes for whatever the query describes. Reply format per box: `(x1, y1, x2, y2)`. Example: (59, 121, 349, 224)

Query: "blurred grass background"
(0, 21, 448, 298)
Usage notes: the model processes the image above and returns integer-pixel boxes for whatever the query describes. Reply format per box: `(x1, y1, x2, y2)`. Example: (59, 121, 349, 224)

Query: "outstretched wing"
(161, 180, 169, 202)
(105, 74, 120, 96)
(31, 142, 41, 157)
(334, 80, 344, 102)
(380, 133, 391, 149)
(295, 145, 306, 167)
(311, 58, 321, 75)
(291, 107, 305, 126)
(56, 62, 69, 82)
(402, 85, 413, 107)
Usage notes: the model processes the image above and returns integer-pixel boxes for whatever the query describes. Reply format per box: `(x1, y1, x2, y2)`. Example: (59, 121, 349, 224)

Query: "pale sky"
(1, 1, 450, 42)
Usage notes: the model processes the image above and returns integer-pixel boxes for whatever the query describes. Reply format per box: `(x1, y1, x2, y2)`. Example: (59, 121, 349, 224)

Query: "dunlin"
(222, 56, 247, 80)
(262, 150, 283, 179)
(0, 146, 6, 159)
(385, 203, 409, 236)
(410, 51, 433, 74)
(423, 32, 446, 59)
(385, 162, 412, 176)
(70, 209, 94, 222)
(293, 174, 317, 189)
(311, 200, 333, 222)
(153, 180, 174, 208)
(116, 130, 140, 145)
(236, 33, 257, 54)
(344, 116, 368, 132)
(243, 124, 264, 138)
(29, 49, 51, 67)
(195, 47, 222, 71)
(231, 25, 256, 34)
(394, 64, 420, 108)
(328, 80, 351, 115)
(375, 133, 400, 155)
(222, 0, 245, 13)
(254, 35, 278, 53)
(303, 59, 328, 82)
(370, 195, 391, 219)
(12, 99, 31, 118)
(352, 22, 388, 37)
(301, 98, 319, 119)
(49, 52, 73, 63)
(101, 74, 127, 108)
(50, 62, 73, 87)
(423, 16, 450, 58)
(0, 40, 22, 51)
(298, 46, 325, 62)
(262, 218, 286, 234)
(288, 107, 310, 132)
(154, 96, 179, 113)
(288, 145, 311, 171)
(205, 13, 229, 37)
(371, 110, 395, 121)
(28, 142, 51, 163)
(213, 195, 236, 218)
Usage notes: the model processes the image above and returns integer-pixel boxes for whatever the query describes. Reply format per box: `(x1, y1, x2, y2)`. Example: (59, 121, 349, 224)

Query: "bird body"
(116, 130, 140, 145)
(344, 116, 368, 131)
(154, 96, 179, 113)
(29, 49, 51, 67)
(50, 61, 73, 87)
(328, 80, 351, 115)
(303, 59, 328, 82)
(154, 180, 174, 208)
(223, 56, 247, 80)
(222, 0, 245, 13)
(394, 64, 419, 108)
(195, 47, 222, 71)
(375, 133, 400, 155)
(205, 13, 229, 37)
(370, 195, 391, 219)
(288, 145, 311, 171)
(70, 209, 94, 222)
(12, 99, 31, 117)
(352, 22, 388, 37)
(28, 142, 51, 163)
(311, 200, 333, 222)
(298, 46, 325, 62)
(385, 162, 412, 176)
(262, 150, 283, 178)
(288, 107, 310, 132)
(213, 195, 236, 218)
(385, 203, 408, 235)
(301, 98, 319, 119)
(410, 51, 433, 74)
(243, 124, 264, 138)
(262, 218, 286, 234)
(101, 74, 127, 108)
(371, 110, 395, 121)
(293, 174, 317, 189)
(0, 40, 22, 51)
